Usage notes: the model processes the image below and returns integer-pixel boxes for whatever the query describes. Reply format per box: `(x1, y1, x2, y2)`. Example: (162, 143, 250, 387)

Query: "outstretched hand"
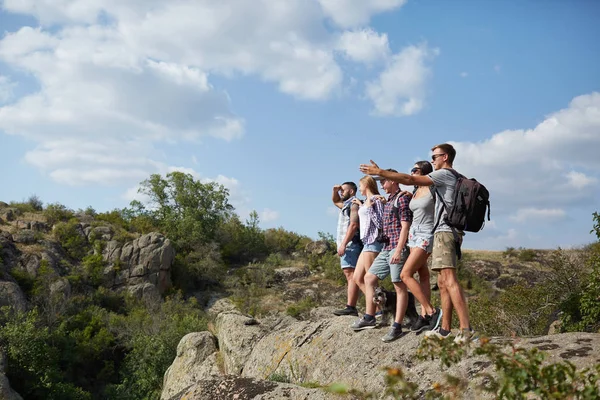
(359, 160, 380, 176)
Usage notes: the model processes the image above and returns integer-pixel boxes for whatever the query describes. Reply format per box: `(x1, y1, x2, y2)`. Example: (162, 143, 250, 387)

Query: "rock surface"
(162, 308, 600, 400)
(0, 281, 27, 312)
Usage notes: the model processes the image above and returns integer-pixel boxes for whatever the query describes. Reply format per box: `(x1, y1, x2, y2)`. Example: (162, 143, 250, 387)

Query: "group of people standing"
(331, 143, 476, 343)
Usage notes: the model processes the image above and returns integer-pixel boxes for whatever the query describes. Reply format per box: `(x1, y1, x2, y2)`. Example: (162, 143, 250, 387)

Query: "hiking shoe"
(454, 328, 479, 344)
(351, 316, 377, 331)
(333, 306, 358, 316)
(410, 315, 431, 333)
(427, 307, 442, 331)
(382, 326, 406, 342)
(424, 326, 452, 339)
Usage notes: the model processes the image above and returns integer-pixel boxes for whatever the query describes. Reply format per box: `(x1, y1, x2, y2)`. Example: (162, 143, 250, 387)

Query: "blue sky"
(1, 0, 599, 250)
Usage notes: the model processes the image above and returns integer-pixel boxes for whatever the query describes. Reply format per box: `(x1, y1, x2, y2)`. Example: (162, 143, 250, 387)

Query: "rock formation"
(161, 306, 600, 400)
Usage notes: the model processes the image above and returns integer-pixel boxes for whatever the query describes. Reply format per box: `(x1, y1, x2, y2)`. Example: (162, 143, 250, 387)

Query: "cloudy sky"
(1, 0, 599, 250)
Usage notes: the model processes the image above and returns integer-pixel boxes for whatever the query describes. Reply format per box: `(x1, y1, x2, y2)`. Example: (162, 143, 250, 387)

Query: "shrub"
(518, 248, 537, 262)
(27, 194, 44, 211)
(503, 246, 518, 258)
(286, 297, 316, 319)
(82, 253, 106, 287)
(264, 227, 311, 255)
(44, 203, 75, 225)
(54, 218, 90, 259)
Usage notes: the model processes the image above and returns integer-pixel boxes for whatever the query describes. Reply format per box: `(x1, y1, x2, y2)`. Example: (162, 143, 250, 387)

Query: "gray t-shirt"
(409, 190, 434, 229)
(428, 169, 457, 233)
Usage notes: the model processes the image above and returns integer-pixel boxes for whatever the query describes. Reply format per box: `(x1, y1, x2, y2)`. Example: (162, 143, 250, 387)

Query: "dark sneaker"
(382, 326, 406, 342)
(424, 326, 452, 339)
(454, 328, 479, 344)
(351, 316, 377, 331)
(333, 306, 358, 316)
(410, 315, 431, 333)
(427, 307, 442, 331)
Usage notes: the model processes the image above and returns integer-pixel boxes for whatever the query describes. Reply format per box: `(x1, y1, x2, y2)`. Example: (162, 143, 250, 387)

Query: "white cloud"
(261, 208, 280, 222)
(450, 92, 600, 217)
(510, 208, 566, 223)
(460, 72, 468, 78)
(0, 76, 16, 104)
(318, 0, 407, 28)
(337, 28, 389, 63)
(566, 171, 597, 189)
(365, 43, 439, 116)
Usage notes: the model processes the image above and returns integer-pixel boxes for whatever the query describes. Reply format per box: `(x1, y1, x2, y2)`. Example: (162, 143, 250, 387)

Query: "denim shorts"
(369, 247, 409, 282)
(340, 242, 362, 269)
(408, 225, 434, 254)
(362, 241, 383, 253)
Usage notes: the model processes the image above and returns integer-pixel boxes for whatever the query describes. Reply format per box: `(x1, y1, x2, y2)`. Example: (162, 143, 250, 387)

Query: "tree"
(129, 172, 234, 252)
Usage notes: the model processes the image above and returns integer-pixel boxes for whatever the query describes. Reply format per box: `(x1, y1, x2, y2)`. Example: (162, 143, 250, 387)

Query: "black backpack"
(432, 168, 491, 258)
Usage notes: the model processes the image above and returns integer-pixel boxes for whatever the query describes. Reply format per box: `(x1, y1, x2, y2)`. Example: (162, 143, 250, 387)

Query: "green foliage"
(517, 247, 537, 262)
(82, 253, 106, 287)
(308, 251, 343, 283)
(0, 308, 92, 400)
(286, 297, 316, 319)
(9, 268, 35, 297)
(560, 212, 600, 333)
(264, 227, 311, 255)
(218, 213, 268, 265)
(230, 263, 276, 316)
(106, 294, 207, 400)
(44, 202, 75, 225)
(171, 242, 225, 291)
(54, 218, 90, 259)
(131, 172, 233, 252)
(503, 246, 517, 258)
(28, 194, 44, 211)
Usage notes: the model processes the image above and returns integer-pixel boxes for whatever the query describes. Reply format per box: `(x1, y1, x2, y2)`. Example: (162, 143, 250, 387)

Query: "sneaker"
(333, 306, 358, 316)
(424, 326, 452, 339)
(454, 328, 479, 344)
(427, 307, 442, 331)
(382, 326, 406, 342)
(410, 315, 431, 333)
(350, 316, 377, 331)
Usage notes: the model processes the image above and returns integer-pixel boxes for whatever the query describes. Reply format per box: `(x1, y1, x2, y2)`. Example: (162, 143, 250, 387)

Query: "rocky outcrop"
(304, 240, 330, 256)
(162, 309, 600, 400)
(172, 376, 349, 400)
(0, 281, 26, 313)
(161, 332, 221, 399)
(102, 232, 174, 299)
(0, 350, 23, 400)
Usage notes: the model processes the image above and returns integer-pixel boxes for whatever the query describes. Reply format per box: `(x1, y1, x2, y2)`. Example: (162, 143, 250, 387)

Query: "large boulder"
(102, 232, 174, 297)
(165, 309, 600, 399)
(304, 241, 330, 256)
(172, 376, 350, 400)
(161, 332, 220, 400)
(0, 281, 27, 312)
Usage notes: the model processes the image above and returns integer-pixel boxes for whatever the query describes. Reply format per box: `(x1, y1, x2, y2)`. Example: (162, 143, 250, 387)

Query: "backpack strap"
(430, 170, 463, 260)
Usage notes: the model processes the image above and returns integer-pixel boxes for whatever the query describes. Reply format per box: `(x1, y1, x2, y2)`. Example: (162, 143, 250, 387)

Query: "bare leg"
(353, 251, 379, 296)
(364, 272, 379, 316)
(393, 281, 408, 324)
(439, 268, 470, 329)
(437, 271, 453, 331)
(343, 268, 359, 307)
(417, 264, 431, 316)
(399, 247, 435, 316)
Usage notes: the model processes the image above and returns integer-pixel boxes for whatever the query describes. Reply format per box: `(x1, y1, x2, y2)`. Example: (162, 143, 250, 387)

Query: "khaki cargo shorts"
(431, 231, 464, 271)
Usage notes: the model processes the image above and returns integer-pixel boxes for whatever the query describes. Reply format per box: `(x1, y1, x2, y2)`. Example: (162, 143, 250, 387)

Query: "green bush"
(82, 253, 106, 287)
(518, 248, 537, 262)
(264, 227, 311, 255)
(503, 246, 518, 258)
(44, 203, 75, 225)
(286, 297, 316, 319)
(54, 218, 90, 259)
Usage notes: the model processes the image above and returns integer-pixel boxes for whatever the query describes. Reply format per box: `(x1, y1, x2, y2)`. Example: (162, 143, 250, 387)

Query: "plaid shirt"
(382, 191, 413, 251)
(361, 196, 385, 245)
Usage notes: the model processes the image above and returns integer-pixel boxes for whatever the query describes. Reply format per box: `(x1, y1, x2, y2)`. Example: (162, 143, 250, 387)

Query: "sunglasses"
(410, 168, 420, 174)
(431, 153, 446, 161)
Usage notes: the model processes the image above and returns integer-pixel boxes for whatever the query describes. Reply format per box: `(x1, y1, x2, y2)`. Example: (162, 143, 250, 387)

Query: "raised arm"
(332, 185, 343, 209)
(360, 160, 433, 187)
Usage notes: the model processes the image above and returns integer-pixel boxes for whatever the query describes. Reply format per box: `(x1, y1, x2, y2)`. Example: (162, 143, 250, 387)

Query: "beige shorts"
(431, 231, 463, 271)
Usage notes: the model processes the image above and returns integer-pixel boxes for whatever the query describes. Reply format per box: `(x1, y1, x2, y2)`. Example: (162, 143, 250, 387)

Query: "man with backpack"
(332, 182, 362, 316)
(360, 143, 489, 343)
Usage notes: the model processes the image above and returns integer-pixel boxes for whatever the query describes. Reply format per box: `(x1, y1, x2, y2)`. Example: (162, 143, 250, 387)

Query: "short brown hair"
(431, 143, 456, 164)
